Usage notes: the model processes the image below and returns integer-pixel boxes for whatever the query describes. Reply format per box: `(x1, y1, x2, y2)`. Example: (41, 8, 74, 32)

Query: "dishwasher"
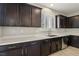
(62, 37, 68, 49)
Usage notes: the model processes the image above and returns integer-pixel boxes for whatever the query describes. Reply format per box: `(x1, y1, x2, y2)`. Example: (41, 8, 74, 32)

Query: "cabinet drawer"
(42, 39, 50, 43)
(0, 47, 22, 56)
(27, 44, 40, 56)
(23, 42, 29, 47)
(0, 43, 23, 52)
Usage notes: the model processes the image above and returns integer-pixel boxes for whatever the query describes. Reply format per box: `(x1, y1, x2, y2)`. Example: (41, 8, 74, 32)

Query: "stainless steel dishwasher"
(62, 37, 68, 49)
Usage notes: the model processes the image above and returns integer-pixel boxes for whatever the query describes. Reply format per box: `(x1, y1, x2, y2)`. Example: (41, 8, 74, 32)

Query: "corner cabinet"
(70, 36, 79, 48)
(0, 3, 41, 27)
(68, 15, 79, 28)
(56, 15, 70, 28)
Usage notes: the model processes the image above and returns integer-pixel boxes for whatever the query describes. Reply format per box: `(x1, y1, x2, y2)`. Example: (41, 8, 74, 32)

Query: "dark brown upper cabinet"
(56, 15, 70, 28)
(31, 6, 41, 27)
(0, 4, 6, 26)
(19, 4, 32, 27)
(56, 15, 79, 28)
(4, 3, 20, 26)
(68, 15, 79, 28)
(0, 3, 41, 27)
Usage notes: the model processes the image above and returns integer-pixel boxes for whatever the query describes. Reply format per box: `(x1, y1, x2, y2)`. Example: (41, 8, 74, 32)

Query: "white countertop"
(0, 34, 70, 46)
(1, 28, 79, 46)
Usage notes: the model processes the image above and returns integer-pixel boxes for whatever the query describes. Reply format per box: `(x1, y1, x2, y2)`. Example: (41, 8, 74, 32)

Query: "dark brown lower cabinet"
(0, 48, 23, 56)
(41, 39, 50, 56)
(0, 37, 63, 56)
(23, 47, 28, 56)
(27, 44, 40, 56)
(70, 36, 79, 48)
(50, 38, 62, 53)
(24, 41, 41, 56)
(0, 41, 41, 56)
(50, 39, 57, 53)
(23, 41, 40, 56)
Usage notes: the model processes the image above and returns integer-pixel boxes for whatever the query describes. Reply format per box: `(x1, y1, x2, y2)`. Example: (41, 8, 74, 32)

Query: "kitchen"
(0, 3, 79, 56)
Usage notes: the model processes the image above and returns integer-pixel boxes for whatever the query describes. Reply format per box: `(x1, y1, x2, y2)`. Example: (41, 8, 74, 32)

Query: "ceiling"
(36, 3, 79, 15)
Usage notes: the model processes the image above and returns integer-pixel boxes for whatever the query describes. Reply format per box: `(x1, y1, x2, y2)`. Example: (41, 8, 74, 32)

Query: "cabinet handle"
(22, 49, 24, 56)
(44, 40, 49, 42)
(8, 46, 17, 49)
(31, 42, 38, 45)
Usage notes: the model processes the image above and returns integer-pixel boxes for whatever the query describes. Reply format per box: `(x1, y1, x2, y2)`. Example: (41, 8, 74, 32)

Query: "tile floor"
(50, 46, 79, 56)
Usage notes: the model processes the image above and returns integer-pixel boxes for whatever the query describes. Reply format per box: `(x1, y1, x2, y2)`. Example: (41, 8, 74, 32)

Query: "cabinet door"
(68, 17, 72, 28)
(4, 3, 20, 26)
(60, 17, 65, 28)
(41, 40, 50, 56)
(0, 48, 22, 56)
(32, 6, 41, 27)
(50, 38, 62, 53)
(56, 15, 69, 28)
(50, 40, 57, 53)
(69, 15, 79, 28)
(23, 47, 28, 56)
(72, 16, 79, 28)
(0, 4, 6, 26)
(60, 15, 68, 28)
(65, 18, 71, 28)
(27, 44, 40, 56)
(19, 4, 31, 26)
(71, 36, 79, 48)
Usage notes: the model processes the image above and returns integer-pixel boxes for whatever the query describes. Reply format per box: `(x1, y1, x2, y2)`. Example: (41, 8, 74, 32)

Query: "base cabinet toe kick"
(0, 35, 78, 56)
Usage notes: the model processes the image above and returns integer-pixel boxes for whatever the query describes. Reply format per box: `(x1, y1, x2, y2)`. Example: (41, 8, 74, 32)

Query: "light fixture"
(50, 4, 54, 7)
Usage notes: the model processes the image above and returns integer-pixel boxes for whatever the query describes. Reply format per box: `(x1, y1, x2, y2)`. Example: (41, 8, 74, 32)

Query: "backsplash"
(1, 26, 79, 37)
(1, 27, 45, 37)
(0, 27, 65, 37)
(51, 28, 79, 35)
